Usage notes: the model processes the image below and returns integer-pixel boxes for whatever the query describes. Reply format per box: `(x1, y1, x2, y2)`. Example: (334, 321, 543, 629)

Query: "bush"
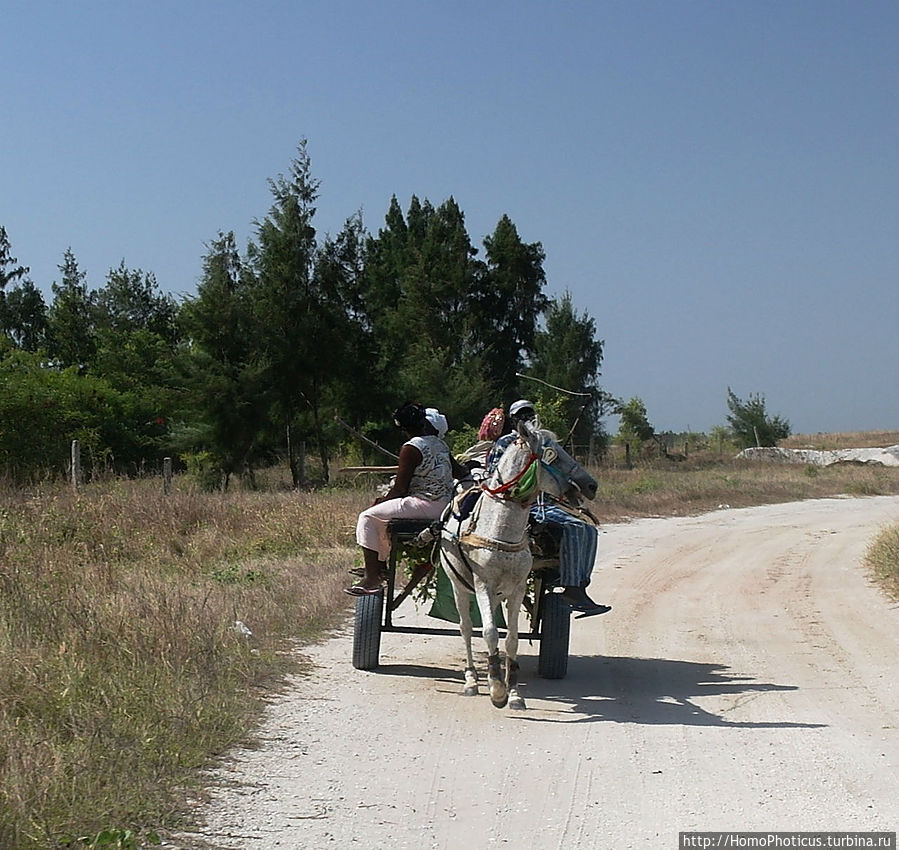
(726, 387, 791, 448)
(866, 523, 899, 600)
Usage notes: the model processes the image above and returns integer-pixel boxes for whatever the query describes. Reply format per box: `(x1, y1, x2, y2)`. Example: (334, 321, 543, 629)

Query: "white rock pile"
(737, 446, 899, 467)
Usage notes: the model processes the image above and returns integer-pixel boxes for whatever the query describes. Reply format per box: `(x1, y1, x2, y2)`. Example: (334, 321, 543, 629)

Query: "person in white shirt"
(346, 402, 456, 596)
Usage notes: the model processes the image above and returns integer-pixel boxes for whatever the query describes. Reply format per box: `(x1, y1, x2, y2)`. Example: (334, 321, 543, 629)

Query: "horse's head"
(519, 419, 598, 504)
(483, 419, 597, 505)
(480, 421, 543, 503)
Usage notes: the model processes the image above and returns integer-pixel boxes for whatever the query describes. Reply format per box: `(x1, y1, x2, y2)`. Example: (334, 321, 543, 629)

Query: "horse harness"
(438, 438, 551, 592)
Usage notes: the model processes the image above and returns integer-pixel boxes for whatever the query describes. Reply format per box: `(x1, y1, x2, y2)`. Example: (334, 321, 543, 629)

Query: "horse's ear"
(517, 418, 533, 437)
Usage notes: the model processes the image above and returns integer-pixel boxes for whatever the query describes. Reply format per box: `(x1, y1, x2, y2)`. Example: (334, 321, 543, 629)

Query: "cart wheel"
(537, 591, 570, 679)
(352, 591, 384, 670)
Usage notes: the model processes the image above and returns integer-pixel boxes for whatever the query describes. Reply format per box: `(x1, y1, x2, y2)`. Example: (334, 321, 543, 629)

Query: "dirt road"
(188, 496, 899, 849)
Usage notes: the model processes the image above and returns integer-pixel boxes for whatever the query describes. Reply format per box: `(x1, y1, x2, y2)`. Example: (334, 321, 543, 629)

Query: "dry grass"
(865, 524, 899, 602)
(1, 444, 898, 848)
(0, 477, 368, 849)
(588, 453, 899, 524)
(779, 430, 899, 450)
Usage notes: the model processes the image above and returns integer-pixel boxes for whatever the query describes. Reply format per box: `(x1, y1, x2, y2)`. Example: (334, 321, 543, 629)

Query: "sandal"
(343, 584, 384, 597)
(348, 567, 389, 580)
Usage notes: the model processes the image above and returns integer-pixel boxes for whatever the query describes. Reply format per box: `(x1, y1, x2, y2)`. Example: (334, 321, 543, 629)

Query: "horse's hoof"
(508, 697, 526, 710)
(491, 694, 509, 709)
(463, 686, 479, 696)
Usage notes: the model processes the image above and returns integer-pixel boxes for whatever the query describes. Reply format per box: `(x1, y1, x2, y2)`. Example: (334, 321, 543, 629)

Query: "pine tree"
(726, 388, 791, 447)
(93, 260, 177, 341)
(89, 262, 181, 470)
(0, 226, 30, 292)
(249, 139, 328, 486)
(3, 279, 48, 351)
(530, 292, 606, 448)
(617, 397, 655, 444)
(313, 214, 380, 429)
(48, 248, 96, 368)
(475, 214, 548, 398)
(0, 226, 39, 349)
(178, 231, 268, 487)
(366, 196, 494, 423)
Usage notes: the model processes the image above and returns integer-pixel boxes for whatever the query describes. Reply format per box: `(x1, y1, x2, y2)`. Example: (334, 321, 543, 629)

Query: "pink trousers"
(356, 495, 448, 561)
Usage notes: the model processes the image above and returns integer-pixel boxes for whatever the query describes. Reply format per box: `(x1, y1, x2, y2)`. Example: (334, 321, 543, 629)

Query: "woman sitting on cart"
(346, 402, 461, 596)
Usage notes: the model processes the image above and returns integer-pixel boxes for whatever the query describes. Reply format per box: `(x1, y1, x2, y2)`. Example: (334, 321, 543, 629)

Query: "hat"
(425, 407, 448, 438)
(478, 407, 506, 441)
(509, 399, 535, 416)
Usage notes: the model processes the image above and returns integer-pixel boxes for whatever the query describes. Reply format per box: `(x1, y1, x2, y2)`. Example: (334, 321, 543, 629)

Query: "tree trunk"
(287, 420, 301, 489)
(310, 398, 330, 484)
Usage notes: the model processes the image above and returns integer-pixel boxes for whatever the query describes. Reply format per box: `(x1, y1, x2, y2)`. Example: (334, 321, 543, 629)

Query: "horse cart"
(351, 517, 573, 679)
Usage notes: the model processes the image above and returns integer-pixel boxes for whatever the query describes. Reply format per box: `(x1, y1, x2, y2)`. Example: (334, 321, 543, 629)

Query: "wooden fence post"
(163, 457, 172, 495)
(71, 440, 81, 492)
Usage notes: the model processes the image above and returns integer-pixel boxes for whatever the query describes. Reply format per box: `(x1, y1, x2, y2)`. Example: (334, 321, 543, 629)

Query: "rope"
(481, 452, 539, 498)
(459, 531, 529, 552)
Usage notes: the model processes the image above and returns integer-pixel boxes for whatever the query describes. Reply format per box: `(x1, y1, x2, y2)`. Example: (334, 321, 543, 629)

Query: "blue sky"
(3, 1, 897, 435)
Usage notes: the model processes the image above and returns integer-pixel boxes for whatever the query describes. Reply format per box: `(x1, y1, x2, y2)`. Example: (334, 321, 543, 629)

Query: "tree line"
(615, 390, 791, 459)
(0, 140, 611, 487)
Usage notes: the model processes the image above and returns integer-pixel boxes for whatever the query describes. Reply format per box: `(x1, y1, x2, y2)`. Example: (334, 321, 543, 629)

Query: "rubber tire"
(537, 591, 571, 679)
(352, 591, 384, 670)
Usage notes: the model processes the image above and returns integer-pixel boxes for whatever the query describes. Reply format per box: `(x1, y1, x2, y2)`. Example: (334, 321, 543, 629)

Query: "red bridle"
(481, 452, 539, 497)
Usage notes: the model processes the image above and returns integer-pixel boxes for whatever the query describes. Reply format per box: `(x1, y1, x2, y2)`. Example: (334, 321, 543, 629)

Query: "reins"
(440, 446, 539, 591)
(481, 451, 539, 500)
(459, 530, 529, 552)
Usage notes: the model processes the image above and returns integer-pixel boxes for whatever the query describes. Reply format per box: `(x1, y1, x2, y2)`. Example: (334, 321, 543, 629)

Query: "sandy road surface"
(185, 496, 899, 849)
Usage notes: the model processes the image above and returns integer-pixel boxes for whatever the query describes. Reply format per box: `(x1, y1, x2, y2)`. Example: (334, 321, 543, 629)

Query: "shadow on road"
(370, 655, 825, 729)
(516, 654, 826, 728)
(370, 663, 460, 684)
(372, 653, 825, 729)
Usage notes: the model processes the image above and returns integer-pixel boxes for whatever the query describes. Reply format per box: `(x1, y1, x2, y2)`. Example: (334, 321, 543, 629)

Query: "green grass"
(1, 447, 898, 848)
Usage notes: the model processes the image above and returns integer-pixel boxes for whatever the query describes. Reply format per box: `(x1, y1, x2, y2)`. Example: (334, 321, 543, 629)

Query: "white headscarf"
(425, 407, 448, 438)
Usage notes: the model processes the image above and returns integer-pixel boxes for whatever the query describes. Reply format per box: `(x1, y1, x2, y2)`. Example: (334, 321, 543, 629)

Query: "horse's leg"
(504, 576, 530, 710)
(475, 580, 508, 708)
(442, 544, 479, 696)
(456, 586, 479, 696)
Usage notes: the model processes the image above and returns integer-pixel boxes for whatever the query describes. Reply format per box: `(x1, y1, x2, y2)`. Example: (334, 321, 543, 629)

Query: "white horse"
(438, 419, 598, 709)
